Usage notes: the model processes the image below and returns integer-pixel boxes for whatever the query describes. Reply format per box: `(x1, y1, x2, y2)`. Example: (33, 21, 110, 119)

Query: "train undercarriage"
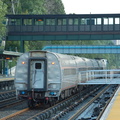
(26, 85, 82, 108)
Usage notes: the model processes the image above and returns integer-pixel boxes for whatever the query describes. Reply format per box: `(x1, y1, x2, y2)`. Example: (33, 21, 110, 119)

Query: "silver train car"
(15, 50, 107, 107)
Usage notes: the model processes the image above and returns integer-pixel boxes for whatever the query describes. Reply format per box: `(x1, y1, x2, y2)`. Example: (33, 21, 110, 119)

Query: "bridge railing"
(7, 24, 119, 33)
(79, 69, 120, 84)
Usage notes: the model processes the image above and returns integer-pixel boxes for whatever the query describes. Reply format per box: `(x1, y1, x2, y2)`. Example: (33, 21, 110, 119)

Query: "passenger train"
(15, 50, 107, 108)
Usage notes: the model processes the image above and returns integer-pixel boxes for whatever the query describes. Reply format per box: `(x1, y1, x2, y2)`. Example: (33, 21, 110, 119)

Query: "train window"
(46, 19, 55, 25)
(64, 68, 76, 75)
(16, 19, 21, 25)
(74, 19, 78, 25)
(97, 18, 102, 25)
(115, 18, 119, 24)
(35, 19, 44, 25)
(51, 19, 55, 25)
(63, 19, 67, 25)
(108, 18, 113, 25)
(23, 19, 32, 25)
(91, 18, 95, 25)
(80, 18, 86, 25)
(92, 18, 96, 25)
(35, 63, 42, 69)
(57, 19, 67, 25)
(9, 19, 16, 25)
(57, 19, 62, 25)
(9, 19, 21, 25)
(68, 19, 73, 25)
(86, 18, 91, 25)
(46, 19, 50, 25)
(103, 18, 108, 25)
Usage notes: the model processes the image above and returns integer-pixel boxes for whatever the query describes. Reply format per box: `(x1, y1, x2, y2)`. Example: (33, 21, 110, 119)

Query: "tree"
(0, 0, 7, 50)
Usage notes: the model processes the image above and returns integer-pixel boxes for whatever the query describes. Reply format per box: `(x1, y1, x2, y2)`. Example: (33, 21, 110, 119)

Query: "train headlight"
(51, 62, 55, 65)
(21, 61, 25, 64)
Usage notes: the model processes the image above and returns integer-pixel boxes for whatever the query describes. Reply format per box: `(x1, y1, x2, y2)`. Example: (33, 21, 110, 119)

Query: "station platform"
(0, 76, 14, 90)
(0, 75, 14, 81)
(100, 86, 120, 120)
(0, 76, 14, 82)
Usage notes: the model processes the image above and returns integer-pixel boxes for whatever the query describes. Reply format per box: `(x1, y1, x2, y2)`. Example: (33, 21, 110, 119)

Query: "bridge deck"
(42, 45, 120, 54)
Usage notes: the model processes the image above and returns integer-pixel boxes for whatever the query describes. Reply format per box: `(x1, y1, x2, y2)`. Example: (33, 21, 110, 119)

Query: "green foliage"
(18, 0, 46, 14)
(45, 0, 65, 14)
(5, 41, 20, 51)
(0, 0, 7, 50)
(0, 0, 7, 35)
(2, 0, 65, 14)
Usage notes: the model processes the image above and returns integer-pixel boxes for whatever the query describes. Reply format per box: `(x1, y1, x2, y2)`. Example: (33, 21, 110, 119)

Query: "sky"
(62, 0, 120, 14)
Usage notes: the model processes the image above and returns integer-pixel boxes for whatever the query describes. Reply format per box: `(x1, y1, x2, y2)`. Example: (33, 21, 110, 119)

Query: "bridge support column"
(20, 40, 24, 53)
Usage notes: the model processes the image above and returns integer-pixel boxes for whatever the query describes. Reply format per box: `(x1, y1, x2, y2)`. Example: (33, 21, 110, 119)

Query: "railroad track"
(0, 90, 15, 100)
(3, 85, 103, 120)
(0, 100, 28, 120)
(62, 84, 119, 120)
(0, 85, 117, 120)
(0, 90, 27, 120)
(0, 90, 24, 108)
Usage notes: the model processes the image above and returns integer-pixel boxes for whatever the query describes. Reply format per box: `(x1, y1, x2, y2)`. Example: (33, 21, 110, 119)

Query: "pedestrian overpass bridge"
(42, 45, 120, 54)
(6, 14, 120, 41)
(78, 69, 120, 85)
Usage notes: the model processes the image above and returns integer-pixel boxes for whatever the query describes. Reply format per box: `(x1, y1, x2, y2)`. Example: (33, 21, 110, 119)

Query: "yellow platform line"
(106, 89, 120, 120)
(0, 78, 14, 81)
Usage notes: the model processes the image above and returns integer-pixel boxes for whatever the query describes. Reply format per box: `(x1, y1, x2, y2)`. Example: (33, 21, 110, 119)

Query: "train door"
(31, 61, 45, 89)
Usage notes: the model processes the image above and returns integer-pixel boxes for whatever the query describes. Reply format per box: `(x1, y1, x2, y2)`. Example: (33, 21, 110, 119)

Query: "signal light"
(6, 57, 10, 60)
(38, 19, 43, 21)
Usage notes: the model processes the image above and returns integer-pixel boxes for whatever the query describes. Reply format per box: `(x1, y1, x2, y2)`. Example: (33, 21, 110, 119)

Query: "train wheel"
(28, 99, 35, 109)
(43, 100, 50, 108)
(71, 88, 75, 95)
(49, 99, 56, 107)
(59, 91, 65, 101)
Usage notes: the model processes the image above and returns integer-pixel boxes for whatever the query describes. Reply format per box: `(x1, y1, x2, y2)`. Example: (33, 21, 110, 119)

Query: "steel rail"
(0, 108, 29, 120)
(68, 85, 111, 120)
